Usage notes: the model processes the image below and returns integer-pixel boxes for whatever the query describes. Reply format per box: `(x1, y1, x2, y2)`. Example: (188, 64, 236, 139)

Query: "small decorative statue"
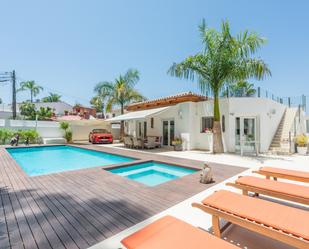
(24, 137, 30, 146)
(200, 163, 213, 184)
(10, 134, 20, 146)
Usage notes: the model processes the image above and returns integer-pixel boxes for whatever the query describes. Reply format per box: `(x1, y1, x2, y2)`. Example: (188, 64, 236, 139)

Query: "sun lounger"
(192, 190, 309, 249)
(226, 176, 309, 205)
(253, 166, 309, 183)
(121, 215, 238, 249)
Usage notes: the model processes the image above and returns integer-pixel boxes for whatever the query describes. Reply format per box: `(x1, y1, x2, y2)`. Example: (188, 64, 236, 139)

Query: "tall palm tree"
(169, 20, 271, 153)
(19, 81, 43, 103)
(42, 93, 62, 102)
(94, 69, 146, 137)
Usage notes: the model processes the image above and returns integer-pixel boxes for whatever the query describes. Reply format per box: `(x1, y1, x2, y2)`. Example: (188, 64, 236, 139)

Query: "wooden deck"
(0, 145, 246, 249)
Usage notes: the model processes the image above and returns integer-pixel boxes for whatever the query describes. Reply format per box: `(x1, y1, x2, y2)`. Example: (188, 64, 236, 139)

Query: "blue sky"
(0, 0, 308, 106)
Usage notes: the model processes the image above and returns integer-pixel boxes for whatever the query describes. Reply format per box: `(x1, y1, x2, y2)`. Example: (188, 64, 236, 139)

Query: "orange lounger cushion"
(236, 176, 309, 199)
(259, 167, 309, 181)
(202, 190, 309, 241)
(121, 215, 238, 249)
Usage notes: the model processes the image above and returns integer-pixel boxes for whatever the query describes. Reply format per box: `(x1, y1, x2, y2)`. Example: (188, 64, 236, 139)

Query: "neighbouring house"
(0, 101, 73, 118)
(73, 105, 96, 119)
(26, 101, 74, 116)
(107, 91, 307, 154)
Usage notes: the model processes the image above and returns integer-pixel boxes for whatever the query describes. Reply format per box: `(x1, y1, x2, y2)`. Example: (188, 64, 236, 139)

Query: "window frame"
(201, 116, 214, 133)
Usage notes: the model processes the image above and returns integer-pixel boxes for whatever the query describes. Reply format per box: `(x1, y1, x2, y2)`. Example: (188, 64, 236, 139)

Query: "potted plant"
(172, 137, 183, 151)
(295, 134, 308, 155)
(60, 121, 73, 143)
(204, 128, 213, 133)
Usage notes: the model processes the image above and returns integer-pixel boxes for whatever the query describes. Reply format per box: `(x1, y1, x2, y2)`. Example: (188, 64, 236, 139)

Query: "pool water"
(7, 146, 134, 176)
(108, 161, 197, 186)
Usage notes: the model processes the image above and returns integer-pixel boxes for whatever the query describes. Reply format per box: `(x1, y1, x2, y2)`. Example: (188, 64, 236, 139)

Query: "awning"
(107, 106, 170, 122)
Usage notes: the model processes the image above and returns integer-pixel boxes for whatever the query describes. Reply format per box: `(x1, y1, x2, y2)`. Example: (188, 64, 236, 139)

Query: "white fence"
(0, 119, 111, 141)
(0, 119, 64, 138)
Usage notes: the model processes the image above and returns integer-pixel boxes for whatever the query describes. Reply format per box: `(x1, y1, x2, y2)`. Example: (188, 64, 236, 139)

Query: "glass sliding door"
(235, 117, 258, 154)
(162, 120, 175, 146)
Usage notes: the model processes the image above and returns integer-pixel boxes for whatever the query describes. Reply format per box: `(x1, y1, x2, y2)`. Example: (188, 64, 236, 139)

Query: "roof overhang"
(107, 106, 170, 122)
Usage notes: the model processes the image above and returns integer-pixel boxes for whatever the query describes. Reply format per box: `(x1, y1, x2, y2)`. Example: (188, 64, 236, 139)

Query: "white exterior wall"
(69, 121, 111, 141)
(124, 97, 288, 153)
(221, 98, 286, 153)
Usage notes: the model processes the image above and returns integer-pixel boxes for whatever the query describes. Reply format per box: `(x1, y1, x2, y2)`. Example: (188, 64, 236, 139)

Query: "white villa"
(109, 92, 307, 154)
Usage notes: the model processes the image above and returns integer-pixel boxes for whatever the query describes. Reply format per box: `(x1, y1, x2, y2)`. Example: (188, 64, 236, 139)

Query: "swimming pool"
(7, 146, 135, 176)
(108, 161, 198, 186)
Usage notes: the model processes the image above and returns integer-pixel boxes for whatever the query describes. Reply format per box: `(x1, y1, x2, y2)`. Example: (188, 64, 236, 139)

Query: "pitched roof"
(127, 92, 207, 111)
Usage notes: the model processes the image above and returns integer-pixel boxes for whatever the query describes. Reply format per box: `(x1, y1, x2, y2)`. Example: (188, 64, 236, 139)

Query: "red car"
(89, 129, 113, 144)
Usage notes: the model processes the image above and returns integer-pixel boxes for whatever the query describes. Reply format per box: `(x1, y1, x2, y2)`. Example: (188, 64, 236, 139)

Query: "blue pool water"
(108, 161, 197, 186)
(7, 146, 135, 176)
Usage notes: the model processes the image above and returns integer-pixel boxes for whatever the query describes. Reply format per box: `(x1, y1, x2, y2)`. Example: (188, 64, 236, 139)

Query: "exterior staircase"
(269, 108, 298, 155)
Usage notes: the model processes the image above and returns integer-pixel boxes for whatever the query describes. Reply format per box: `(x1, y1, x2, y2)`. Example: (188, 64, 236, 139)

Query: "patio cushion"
(260, 167, 309, 181)
(202, 190, 309, 240)
(121, 215, 238, 249)
(236, 176, 309, 199)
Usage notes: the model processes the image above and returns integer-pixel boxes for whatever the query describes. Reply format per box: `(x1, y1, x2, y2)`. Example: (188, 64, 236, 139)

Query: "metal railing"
(216, 86, 308, 114)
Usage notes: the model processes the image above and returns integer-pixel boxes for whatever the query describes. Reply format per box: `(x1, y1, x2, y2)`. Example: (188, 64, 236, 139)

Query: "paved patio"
(0, 145, 246, 249)
(91, 144, 309, 249)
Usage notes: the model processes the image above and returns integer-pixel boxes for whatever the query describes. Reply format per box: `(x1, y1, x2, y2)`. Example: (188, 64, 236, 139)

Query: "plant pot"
(297, 146, 307, 155)
(174, 144, 183, 151)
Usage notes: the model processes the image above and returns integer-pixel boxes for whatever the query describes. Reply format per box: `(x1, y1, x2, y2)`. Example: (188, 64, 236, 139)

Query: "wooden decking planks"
(0, 145, 246, 249)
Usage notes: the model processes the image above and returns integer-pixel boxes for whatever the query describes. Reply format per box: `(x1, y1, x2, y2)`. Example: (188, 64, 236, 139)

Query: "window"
(222, 115, 225, 132)
(201, 117, 213, 132)
(150, 118, 154, 128)
(112, 113, 116, 117)
(306, 120, 309, 133)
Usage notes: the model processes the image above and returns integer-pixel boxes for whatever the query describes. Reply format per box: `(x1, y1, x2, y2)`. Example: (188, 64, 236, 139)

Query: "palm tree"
(94, 69, 146, 137)
(90, 95, 105, 113)
(19, 81, 43, 103)
(169, 20, 271, 153)
(42, 93, 62, 102)
(222, 81, 256, 97)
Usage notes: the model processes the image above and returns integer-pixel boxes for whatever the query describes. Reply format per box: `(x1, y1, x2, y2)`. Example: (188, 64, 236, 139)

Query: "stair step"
(269, 108, 294, 153)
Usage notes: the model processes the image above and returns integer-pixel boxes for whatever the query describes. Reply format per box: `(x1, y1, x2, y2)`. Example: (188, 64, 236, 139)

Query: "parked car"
(89, 129, 113, 144)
